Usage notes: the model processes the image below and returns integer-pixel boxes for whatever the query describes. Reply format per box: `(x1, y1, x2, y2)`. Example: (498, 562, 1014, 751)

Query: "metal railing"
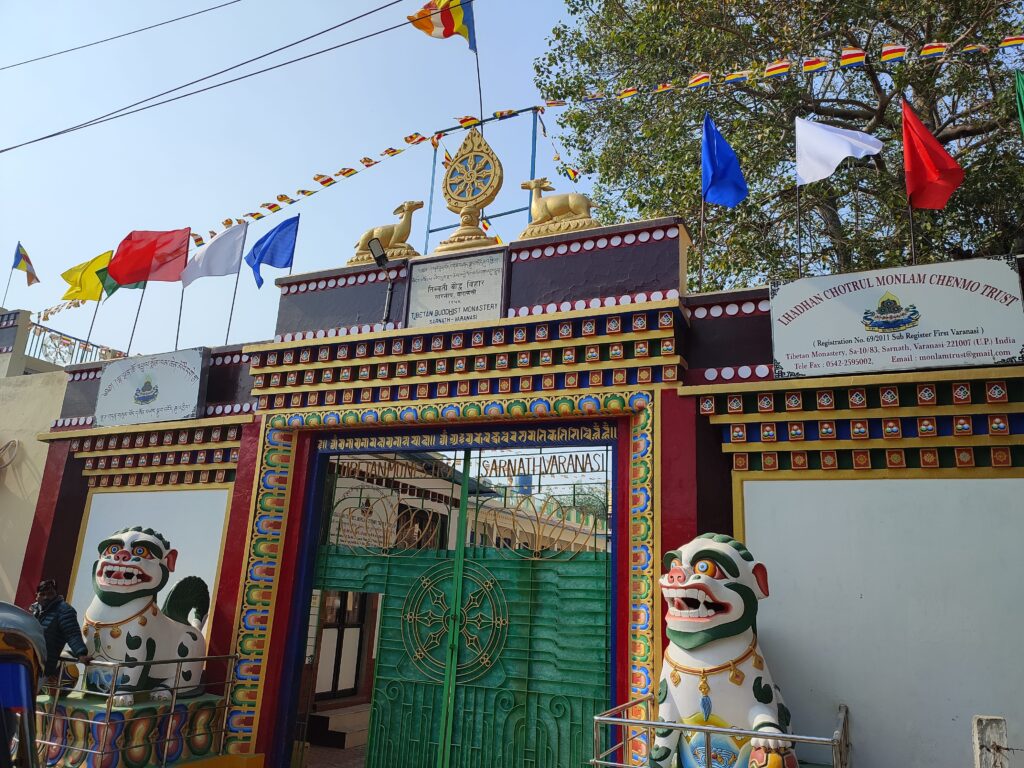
(592, 695, 850, 768)
(35, 653, 236, 767)
(24, 322, 124, 367)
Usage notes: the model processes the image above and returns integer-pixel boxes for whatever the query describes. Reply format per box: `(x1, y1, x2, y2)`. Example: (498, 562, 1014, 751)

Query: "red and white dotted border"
(0, 314, 17, 329)
(274, 321, 405, 344)
(0, 345, 13, 354)
(204, 401, 256, 416)
(211, 353, 250, 366)
(688, 299, 770, 319)
(53, 415, 95, 428)
(280, 267, 408, 296)
(508, 289, 681, 318)
(509, 225, 680, 262)
(697, 364, 773, 382)
(68, 369, 102, 382)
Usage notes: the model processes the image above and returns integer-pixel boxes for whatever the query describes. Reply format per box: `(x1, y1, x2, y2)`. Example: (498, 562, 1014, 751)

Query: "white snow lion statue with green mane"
(653, 533, 797, 768)
(82, 526, 210, 707)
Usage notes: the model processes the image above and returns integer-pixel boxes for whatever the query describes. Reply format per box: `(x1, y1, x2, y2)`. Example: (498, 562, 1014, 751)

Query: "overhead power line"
(0, 0, 474, 155)
(0, 0, 410, 154)
(0, 0, 245, 72)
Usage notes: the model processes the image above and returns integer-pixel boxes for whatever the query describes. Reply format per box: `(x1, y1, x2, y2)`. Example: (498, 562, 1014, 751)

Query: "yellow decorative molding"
(82, 462, 238, 477)
(74, 441, 242, 459)
(723, 435, 1024, 453)
(243, 299, 680, 353)
(86, 482, 235, 495)
(250, 330, 675, 374)
(253, 355, 682, 397)
(710, 402, 1024, 424)
(39, 414, 254, 442)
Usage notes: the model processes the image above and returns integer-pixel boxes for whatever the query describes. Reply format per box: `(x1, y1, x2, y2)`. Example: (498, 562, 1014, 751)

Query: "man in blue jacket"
(29, 579, 91, 678)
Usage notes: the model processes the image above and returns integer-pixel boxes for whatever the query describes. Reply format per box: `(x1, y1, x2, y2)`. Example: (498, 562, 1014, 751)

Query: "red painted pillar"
(203, 419, 264, 697)
(253, 428, 314, 756)
(659, 390, 699, 553)
(16, 441, 88, 606)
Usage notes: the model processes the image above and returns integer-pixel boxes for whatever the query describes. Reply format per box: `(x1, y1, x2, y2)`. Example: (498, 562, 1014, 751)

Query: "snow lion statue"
(653, 533, 797, 768)
(82, 526, 210, 707)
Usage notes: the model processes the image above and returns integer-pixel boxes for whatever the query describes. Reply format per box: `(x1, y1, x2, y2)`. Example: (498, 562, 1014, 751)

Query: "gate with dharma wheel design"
(301, 425, 619, 768)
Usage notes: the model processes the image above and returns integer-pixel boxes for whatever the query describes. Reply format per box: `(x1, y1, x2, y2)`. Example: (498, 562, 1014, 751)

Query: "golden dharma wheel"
(442, 128, 503, 213)
(445, 151, 498, 209)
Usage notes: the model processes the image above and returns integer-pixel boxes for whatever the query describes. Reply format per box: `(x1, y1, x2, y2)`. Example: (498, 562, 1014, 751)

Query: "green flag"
(1016, 70, 1024, 141)
(95, 266, 145, 298)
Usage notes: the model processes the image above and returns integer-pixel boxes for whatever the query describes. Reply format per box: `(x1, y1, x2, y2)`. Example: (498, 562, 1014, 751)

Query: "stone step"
(323, 702, 371, 733)
(344, 727, 369, 748)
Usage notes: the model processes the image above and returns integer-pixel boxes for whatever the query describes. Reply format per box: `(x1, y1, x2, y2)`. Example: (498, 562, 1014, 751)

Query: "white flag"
(795, 117, 883, 186)
(181, 222, 248, 287)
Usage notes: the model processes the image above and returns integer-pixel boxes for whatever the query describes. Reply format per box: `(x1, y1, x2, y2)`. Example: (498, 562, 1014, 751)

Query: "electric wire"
(0, 0, 244, 72)
(2, 0, 407, 154)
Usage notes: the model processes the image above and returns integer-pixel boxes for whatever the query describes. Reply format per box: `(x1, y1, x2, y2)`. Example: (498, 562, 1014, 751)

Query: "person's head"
(35, 579, 58, 603)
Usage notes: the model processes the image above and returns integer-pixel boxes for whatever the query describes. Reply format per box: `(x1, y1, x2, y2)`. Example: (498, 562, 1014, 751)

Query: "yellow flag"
(60, 251, 113, 301)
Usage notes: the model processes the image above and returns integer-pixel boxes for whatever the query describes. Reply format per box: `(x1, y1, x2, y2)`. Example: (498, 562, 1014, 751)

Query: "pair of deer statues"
(352, 178, 593, 263)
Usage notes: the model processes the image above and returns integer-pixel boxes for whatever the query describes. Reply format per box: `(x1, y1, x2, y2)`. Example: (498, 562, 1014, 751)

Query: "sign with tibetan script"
(771, 258, 1024, 378)
(407, 250, 504, 327)
(95, 348, 207, 426)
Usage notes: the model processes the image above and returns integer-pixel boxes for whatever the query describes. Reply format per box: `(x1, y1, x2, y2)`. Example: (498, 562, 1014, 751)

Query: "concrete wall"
(0, 369, 67, 601)
(742, 478, 1024, 768)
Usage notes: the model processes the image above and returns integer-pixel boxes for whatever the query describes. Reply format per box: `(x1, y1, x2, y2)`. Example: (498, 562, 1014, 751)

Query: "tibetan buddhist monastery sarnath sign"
(771, 257, 1024, 377)
(94, 348, 206, 427)
(406, 250, 505, 327)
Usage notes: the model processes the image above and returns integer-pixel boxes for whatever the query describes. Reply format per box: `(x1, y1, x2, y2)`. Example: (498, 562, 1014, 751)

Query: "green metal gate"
(307, 444, 614, 768)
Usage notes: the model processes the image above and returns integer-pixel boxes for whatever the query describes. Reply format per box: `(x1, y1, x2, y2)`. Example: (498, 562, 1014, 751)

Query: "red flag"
(108, 229, 190, 284)
(902, 99, 964, 209)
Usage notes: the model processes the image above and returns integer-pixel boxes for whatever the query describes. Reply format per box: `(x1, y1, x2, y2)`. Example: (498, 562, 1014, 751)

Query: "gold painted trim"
(261, 381, 681, 417)
(709, 402, 1024, 424)
(722, 435, 1024, 453)
(683, 364, 1024, 396)
(82, 462, 238, 477)
(85, 482, 236, 494)
(250, 331, 677, 375)
(75, 441, 242, 459)
(731, 468, 1024, 541)
(39, 415, 254, 442)
(652, 392, 664, 682)
(253, 356, 682, 396)
(243, 299, 681, 353)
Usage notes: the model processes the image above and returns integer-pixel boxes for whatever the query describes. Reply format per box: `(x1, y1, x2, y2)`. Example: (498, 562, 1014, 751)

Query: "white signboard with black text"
(95, 348, 206, 426)
(771, 258, 1024, 378)
(407, 250, 505, 328)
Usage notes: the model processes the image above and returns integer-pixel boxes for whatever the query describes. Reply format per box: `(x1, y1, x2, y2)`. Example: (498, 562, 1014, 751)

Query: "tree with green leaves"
(535, 0, 1024, 290)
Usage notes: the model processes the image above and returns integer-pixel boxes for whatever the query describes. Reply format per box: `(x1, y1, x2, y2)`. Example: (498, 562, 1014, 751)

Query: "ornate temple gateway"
(16, 129, 1024, 768)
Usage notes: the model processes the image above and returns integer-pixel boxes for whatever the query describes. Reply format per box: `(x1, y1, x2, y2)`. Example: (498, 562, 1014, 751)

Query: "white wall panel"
(744, 478, 1024, 768)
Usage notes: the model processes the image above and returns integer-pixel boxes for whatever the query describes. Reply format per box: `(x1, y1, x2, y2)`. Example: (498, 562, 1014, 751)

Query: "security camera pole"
(368, 238, 394, 324)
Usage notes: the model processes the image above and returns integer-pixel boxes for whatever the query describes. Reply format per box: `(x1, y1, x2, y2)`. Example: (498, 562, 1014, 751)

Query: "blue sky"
(0, 0, 581, 354)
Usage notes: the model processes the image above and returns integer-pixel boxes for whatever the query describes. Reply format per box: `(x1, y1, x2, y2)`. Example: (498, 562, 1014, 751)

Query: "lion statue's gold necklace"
(664, 635, 763, 695)
(83, 599, 157, 638)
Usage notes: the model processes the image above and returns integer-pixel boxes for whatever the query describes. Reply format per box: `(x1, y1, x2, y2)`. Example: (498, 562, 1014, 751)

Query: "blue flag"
(244, 215, 299, 288)
(701, 113, 748, 207)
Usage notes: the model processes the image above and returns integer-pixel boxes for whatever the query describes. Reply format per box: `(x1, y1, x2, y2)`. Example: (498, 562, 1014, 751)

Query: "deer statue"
(350, 200, 424, 264)
(519, 178, 597, 239)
